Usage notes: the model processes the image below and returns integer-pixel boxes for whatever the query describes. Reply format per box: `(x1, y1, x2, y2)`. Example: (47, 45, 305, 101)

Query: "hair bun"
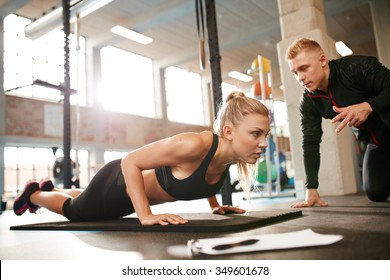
(226, 91, 245, 102)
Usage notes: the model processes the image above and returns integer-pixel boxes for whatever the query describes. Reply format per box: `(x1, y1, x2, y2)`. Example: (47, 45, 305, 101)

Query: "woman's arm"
(121, 156, 187, 226)
(208, 195, 246, 214)
(121, 132, 208, 225)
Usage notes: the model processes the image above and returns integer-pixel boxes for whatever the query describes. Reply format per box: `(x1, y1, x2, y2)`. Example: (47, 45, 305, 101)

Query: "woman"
(13, 91, 270, 226)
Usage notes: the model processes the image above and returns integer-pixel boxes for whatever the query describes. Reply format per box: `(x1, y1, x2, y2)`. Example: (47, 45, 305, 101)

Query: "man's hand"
(139, 213, 188, 226)
(290, 189, 328, 208)
(331, 102, 372, 133)
(212, 205, 246, 215)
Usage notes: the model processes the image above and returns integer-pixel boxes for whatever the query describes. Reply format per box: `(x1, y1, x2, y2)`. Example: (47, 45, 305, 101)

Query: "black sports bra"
(155, 133, 229, 200)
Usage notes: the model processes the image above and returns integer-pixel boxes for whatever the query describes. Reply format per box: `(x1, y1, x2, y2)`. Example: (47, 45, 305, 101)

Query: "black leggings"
(62, 159, 135, 221)
(362, 144, 390, 202)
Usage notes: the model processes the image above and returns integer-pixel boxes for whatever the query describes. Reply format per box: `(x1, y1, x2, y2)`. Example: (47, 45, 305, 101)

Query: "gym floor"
(0, 191, 389, 260)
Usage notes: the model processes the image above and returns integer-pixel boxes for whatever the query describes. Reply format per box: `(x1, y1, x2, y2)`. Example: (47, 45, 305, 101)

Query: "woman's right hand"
(290, 188, 328, 208)
(139, 213, 189, 226)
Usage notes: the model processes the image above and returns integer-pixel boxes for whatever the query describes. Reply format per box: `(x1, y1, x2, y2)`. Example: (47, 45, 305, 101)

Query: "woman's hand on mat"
(290, 189, 328, 208)
(139, 213, 188, 226)
(212, 205, 246, 215)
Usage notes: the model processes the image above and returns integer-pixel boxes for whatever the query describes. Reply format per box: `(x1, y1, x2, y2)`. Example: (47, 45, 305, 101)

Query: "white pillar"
(0, 19, 5, 198)
(276, 0, 361, 196)
(370, 0, 390, 68)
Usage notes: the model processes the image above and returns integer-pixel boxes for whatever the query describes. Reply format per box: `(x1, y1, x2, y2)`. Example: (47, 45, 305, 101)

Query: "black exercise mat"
(10, 210, 302, 232)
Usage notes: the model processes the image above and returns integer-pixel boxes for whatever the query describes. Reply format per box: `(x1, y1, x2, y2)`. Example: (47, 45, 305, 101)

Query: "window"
(164, 66, 206, 125)
(3, 14, 87, 106)
(104, 151, 130, 163)
(4, 147, 89, 197)
(100, 46, 155, 117)
(221, 82, 241, 103)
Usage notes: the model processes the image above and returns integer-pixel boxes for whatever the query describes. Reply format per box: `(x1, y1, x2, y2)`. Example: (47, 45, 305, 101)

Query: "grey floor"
(1, 191, 389, 260)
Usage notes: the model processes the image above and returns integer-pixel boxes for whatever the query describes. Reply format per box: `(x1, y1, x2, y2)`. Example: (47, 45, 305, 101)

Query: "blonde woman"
(14, 91, 270, 226)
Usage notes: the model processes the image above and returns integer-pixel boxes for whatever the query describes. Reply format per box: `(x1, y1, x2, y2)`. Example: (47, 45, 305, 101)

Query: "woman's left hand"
(212, 205, 246, 215)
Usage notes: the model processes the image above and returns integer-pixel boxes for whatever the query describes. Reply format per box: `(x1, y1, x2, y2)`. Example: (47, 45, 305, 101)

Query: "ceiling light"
(335, 41, 353, 56)
(110, 25, 153, 45)
(228, 71, 253, 82)
(24, 0, 114, 40)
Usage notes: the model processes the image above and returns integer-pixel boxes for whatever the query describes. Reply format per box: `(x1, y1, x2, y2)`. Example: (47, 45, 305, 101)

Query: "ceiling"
(4, 0, 379, 100)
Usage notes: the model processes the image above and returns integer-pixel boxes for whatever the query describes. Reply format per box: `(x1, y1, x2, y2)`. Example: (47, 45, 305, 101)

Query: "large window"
(100, 46, 155, 117)
(221, 82, 241, 103)
(164, 66, 206, 125)
(104, 151, 130, 163)
(4, 147, 89, 197)
(3, 14, 86, 106)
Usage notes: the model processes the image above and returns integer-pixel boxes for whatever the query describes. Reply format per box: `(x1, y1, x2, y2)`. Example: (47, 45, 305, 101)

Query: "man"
(286, 38, 390, 207)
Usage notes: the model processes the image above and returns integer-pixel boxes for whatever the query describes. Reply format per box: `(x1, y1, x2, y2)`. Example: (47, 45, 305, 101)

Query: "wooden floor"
(1, 192, 389, 260)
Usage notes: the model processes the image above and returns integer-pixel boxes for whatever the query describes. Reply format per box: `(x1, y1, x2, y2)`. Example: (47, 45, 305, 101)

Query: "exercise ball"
(251, 57, 271, 74)
(256, 159, 277, 183)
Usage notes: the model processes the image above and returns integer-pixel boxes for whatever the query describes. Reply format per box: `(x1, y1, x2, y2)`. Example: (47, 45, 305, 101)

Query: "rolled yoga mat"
(10, 209, 302, 232)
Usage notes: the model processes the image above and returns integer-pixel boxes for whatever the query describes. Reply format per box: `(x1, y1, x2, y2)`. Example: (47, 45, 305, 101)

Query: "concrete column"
(0, 19, 5, 198)
(87, 46, 106, 178)
(276, 0, 361, 196)
(0, 18, 5, 134)
(154, 64, 168, 122)
(370, 0, 390, 68)
(0, 142, 4, 206)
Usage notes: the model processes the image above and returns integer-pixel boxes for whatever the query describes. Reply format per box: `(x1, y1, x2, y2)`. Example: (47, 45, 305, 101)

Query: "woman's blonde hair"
(285, 38, 323, 61)
(214, 91, 269, 198)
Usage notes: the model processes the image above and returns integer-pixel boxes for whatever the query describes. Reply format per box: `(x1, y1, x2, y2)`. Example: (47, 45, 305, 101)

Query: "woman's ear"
(223, 125, 233, 141)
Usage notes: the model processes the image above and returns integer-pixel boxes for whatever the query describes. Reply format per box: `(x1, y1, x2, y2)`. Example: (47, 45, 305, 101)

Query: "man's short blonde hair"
(285, 38, 323, 61)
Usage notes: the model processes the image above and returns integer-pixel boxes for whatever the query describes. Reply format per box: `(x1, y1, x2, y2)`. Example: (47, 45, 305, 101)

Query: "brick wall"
(4, 95, 210, 149)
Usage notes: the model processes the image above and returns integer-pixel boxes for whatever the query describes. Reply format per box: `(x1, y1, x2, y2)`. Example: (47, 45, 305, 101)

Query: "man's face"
(288, 50, 328, 92)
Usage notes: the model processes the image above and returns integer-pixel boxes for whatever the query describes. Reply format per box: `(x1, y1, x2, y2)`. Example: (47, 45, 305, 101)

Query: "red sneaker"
(13, 181, 40, 216)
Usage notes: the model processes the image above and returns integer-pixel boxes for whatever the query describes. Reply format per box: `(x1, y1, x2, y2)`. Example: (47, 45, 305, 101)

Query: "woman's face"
(229, 113, 270, 164)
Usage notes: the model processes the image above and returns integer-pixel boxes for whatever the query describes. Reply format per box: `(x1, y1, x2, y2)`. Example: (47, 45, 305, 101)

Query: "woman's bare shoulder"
(168, 130, 213, 158)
